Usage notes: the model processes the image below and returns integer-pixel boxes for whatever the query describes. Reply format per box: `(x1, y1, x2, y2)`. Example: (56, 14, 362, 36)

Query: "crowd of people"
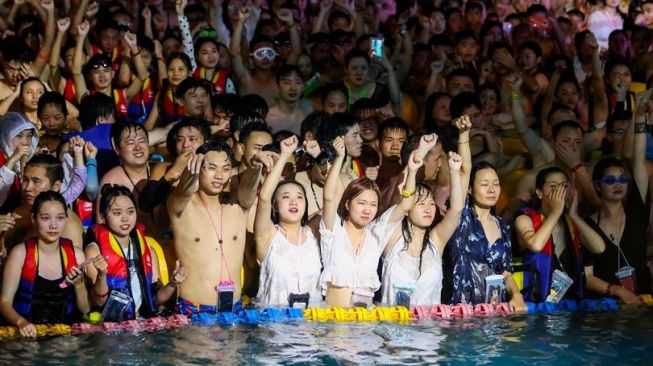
(0, 0, 652, 338)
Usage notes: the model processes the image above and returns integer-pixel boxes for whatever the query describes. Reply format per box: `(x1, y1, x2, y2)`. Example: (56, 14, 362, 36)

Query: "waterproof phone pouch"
(393, 282, 416, 308)
(615, 266, 637, 293)
(216, 281, 235, 313)
(484, 274, 506, 305)
(351, 290, 374, 308)
(288, 293, 310, 309)
(546, 269, 573, 303)
(101, 290, 132, 323)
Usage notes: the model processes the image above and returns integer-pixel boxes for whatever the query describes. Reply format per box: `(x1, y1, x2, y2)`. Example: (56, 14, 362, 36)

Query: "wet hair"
(327, 10, 351, 30)
(350, 98, 384, 116)
(37, 91, 68, 118)
(98, 184, 137, 220)
(518, 41, 543, 58)
(604, 56, 631, 79)
(272, 130, 297, 146)
(574, 30, 592, 53)
(322, 112, 360, 142)
(276, 64, 303, 84)
(214, 93, 244, 118)
(535, 166, 567, 191)
(567, 9, 585, 20)
(378, 117, 409, 139)
(527, 4, 547, 16)
(465, 0, 484, 13)
(480, 21, 502, 42)
(547, 103, 576, 125)
(446, 68, 478, 91)
(195, 138, 235, 162)
(301, 111, 328, 140)
(450, 92, 481, 119)
(336, 177, 380, 220)
(470, 161, 498, 189)
(479, 83, 501, 105)
(238, 122, 272, 146)
(592, 156, 627, 183)
(454, 30, 477, 45)
(552, 120, 583, 140)
(19, 77, 45, 102)
(110, 121, 149, 148)
(402, 184, 436, 275)
(83, 54, 112, 77)
(137, 35, 155, 56)
(1, 37, 34, 64)
(271, 179, 309, 226)
(249, 35, 274, 51)
(345, 49, 370, 68)
(488, 41, 514, 59)
(401, 133, 426, 165)
(166, 117, 211, 158)
(554, 72, 581, 99)
(230, 108, 266, 136)
(175, 77, 213, 100)
(240, 94, 268, 117)
(31, 190, 67, 218)
(194, 37, 221, 59)
(25, 154, 64, 186)
(78, 93, 115, 130)
(320, 82, 349, 105)
(166, 52, 193, 70)
(428, 34, 454, 49)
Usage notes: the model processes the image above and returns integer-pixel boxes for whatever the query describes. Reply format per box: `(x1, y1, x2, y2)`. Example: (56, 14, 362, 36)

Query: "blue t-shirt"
(64, 124, 119, 178)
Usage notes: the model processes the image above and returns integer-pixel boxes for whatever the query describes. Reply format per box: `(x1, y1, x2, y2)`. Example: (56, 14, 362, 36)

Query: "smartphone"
(370, 37, 384, 58)
(502, 22, 513, 37)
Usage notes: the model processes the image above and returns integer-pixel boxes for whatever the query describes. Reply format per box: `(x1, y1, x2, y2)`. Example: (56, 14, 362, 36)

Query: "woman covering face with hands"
(252, 135, 322, 308)
(515, 167, 605, 303)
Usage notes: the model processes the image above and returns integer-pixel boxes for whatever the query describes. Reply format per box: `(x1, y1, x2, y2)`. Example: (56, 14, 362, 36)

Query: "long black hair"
(271, 179, 309, 226)
(401, 183, 439, 277)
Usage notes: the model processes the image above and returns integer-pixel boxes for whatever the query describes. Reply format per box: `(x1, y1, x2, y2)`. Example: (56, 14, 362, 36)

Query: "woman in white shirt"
(253, 136, 322, 308)
(381, 118, 471, 306)
(320, 136, 417, 307)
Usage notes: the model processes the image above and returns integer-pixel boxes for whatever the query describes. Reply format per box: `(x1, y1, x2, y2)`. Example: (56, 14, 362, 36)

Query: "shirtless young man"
(96, 122, 155, 234)
(0, 154, 83, 252)
(265, 65, 315, 135)
(168, 140, 261, 311)
(230, 7, 279, 106)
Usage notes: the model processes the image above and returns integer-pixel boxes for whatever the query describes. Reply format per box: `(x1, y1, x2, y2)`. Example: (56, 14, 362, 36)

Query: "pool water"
(0, 307, 651, 365)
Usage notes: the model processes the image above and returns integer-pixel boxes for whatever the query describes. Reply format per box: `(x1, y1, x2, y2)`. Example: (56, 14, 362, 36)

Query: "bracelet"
(593, 121, 606, 130)
(37, 53, 49, 61)
(93, 288, 109, 298)
(606, 283, 614, 296)
(131, 49, 141, 58)
(635, 122, 647, 134)
(401, 189, 415, 198)
(511, 92, 522, 100)
(458, 139, 469, 144)
(571, 162, 585, 174)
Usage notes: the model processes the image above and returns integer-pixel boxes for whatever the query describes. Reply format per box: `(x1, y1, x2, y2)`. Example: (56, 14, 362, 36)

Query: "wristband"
(606, 283, 614, 296)
(593, 121, 606, 130)
(401, 189, 415, 198)
(37, 53, 49, 62)
(571, 162, 585, 174)
(458, 139, 469, 144)
(511, 92, 522, 100)
(635, 122, 647, 134)
(131, 49, 141, 58)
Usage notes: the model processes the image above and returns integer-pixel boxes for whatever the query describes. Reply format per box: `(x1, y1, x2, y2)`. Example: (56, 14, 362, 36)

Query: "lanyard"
(599, 209, 631, 268)
(200, 196, 232, 282)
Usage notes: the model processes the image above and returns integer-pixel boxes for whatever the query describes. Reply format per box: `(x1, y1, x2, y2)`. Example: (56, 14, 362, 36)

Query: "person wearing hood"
(0, 113, 39, 214)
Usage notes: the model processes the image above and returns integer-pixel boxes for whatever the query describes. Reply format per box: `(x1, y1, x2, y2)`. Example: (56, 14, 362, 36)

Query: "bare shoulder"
(514, 214, 534, 231)
(100, 166, 128, 185)
(151, 162, 172, 180)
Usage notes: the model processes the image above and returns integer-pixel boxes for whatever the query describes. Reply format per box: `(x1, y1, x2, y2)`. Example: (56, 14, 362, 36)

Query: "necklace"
(308, 176, 321, 211)
(599, 207, 623, 244)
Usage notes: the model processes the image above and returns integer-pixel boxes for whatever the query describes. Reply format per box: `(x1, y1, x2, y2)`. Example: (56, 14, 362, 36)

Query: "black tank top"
(28, 254, 73, 325)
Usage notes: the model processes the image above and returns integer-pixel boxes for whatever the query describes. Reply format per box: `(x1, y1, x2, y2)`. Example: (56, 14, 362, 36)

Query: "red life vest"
(160, 88, 184, 125)
(14, 238, 77, 317)
(112, 89, 129, 119)
(91, 223, 157, 319)
(193, 67, 228, 95)
(63, 78, 76, 104)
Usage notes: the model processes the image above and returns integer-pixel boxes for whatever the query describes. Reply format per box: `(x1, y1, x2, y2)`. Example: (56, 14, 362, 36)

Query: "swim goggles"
(594, 174, 628, 185)
(196, 28, 218, 40)
(251, 47, 278, 61)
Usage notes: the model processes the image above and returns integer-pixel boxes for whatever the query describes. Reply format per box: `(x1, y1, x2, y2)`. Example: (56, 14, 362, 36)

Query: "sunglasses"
(90, 62, 111, 70)
(594, 174, 628, 185)
(251, 47, 278, 61)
